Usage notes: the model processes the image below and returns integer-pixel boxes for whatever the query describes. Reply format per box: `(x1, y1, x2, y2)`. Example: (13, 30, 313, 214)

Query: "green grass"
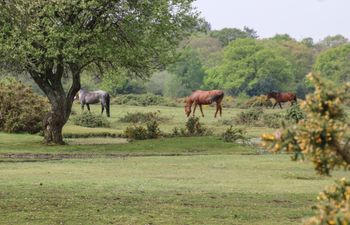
(0, 104, 346, 224)
(67, 104, 277, 136)
(0, 133, 254, 155)
(0, 155, 348, 225)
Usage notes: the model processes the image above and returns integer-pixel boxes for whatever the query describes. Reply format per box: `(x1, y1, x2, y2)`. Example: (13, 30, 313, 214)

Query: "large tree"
(314, 44, 350, 84)
(204, 38, 293, 96)
(0, 0, 198, 144)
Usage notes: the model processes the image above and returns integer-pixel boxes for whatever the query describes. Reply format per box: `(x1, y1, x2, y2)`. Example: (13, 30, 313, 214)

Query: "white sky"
(193, 0, 350, 41)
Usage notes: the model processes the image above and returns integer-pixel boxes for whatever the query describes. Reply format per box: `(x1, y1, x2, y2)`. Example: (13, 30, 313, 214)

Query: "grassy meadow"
(1, 103, 348, 225)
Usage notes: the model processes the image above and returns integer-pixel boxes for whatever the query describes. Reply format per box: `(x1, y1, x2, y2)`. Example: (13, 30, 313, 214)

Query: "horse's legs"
(199, 104, 204, 117)
(272, 102, 277, 109)
(81, 103, 85, 111)
(86, 104, 91, 112)
(279, 102, 283, 109)
(219, 104, 222, 117)
(192, 103, 197, 117)
(101, 103, 105, 115)
(214, 104, 219, 118)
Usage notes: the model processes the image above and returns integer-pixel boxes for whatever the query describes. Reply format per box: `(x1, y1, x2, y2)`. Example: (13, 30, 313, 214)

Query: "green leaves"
(204, 38, 293, 95)
(314, 44, 350, 84)
(0, 0, 198, 77)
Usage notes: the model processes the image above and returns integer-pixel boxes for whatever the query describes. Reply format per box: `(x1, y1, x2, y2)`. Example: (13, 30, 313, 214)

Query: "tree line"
(99, 28, 350, 98)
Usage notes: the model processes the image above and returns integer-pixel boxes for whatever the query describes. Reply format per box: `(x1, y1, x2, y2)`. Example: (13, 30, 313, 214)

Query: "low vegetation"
(0, 79, 49, 134)
(119, 111, 168, 123)
(72, 112, 110, 128)
(112, 93, 177, 107)
(221, 126, 247, 143)
(124, 120, 161, 140)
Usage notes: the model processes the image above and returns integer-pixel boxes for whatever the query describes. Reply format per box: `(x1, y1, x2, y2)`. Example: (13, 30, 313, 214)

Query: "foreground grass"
(0, 133, 254, 156)
(1, 155, 348, 225)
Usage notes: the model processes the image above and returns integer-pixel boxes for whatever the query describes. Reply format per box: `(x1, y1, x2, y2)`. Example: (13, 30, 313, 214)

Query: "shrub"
(221, 126, 247, 143)
(285, 104, 305, 123)
(112, 93, 177, 107)
(124, 125, 148, 140)
(119, 111, 167, 123)
(185, 117, 207, 136)
(245, 95, 273, 108)
(170, 117, 212, 137)
(304, 178, 350, 225)
(234, 108, 264, 126)
(262, 113, 285, 128)
(0, 79, 49, 133)
(146, 120, 161, 139)
(221, 95, 236, 108)
(72, 112, 110, 128)
(124, 119, 161, 140)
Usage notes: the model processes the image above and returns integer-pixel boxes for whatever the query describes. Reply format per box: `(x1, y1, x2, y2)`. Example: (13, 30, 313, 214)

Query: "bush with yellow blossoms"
(304, 178, 350, 225)
(262, 73, 350, 224)
(262, 73, 350, 175)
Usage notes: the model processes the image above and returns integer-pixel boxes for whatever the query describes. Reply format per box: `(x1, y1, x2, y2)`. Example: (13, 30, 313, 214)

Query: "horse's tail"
(106, 93, 110, 117)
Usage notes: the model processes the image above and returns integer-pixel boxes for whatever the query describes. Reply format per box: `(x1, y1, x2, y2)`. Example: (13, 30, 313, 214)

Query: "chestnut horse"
(185, 90, 224, 118)
(267, 91, 297, 109)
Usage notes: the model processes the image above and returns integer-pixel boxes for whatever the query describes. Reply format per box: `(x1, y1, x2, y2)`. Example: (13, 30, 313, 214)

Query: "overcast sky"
(193, 0, 349, 41)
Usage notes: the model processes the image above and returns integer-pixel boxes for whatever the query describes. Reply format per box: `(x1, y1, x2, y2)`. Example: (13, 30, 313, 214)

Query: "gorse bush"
(245, 95, 273, 108)
(72, 112, 110, 128)
(285, 104, 305, 123)
(124, 119, 161, 140)
(221, 126, 247, 143)
(171, 117, 212, 137)
(262, 73, 350, 224)
(119, 111, 167, 123)
(112, 93, 177, 106)
(0, 79, 49, 133)
(304, 178, 350, 225)
(185, 117, 208, 136)
(234, 108, 263, 126)
(262, 113, 285, 128)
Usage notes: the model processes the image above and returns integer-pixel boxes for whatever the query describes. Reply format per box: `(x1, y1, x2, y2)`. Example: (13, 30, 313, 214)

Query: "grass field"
(65, 103, 276, 136)
(1, 104, 348, 225)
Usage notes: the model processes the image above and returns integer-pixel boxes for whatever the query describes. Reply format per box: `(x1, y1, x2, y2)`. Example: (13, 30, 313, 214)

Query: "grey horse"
(75, 89, 110, 117)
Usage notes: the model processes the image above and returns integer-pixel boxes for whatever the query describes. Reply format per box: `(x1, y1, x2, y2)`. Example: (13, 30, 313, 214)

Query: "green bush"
(234, 108, 264, 126)
(124, 125, 148, 140)
(185, 117, 208, 136)
(112, 93, 177, 107)
(146, 120, 161, 139)
(119, 111, 168, 123)
(0, 79, 49, 133)
(285, 104, 305, 123)
(245, 95, 273, 108)
(262, 113, 285, 128)
(124, 120, 161, 140)
(72, 112, 110, 128)
(221, 126, 247, 143)
(171, 117, 212, 137)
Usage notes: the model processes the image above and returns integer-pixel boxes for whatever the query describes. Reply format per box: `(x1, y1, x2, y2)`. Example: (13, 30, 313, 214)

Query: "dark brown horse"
(185, 90, 224, 118)
(267, 91, 297, 109)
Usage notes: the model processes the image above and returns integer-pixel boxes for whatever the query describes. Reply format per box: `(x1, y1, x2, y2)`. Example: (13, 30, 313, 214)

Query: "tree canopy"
(314, 44, 350, 83)
(0, 0, 198, 144)
(204, 38, 293, 95)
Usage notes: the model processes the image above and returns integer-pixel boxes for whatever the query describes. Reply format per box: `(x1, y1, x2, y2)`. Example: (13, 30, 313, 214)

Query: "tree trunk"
(30, 64, 81, 145)
(43, 99, 68, 145)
